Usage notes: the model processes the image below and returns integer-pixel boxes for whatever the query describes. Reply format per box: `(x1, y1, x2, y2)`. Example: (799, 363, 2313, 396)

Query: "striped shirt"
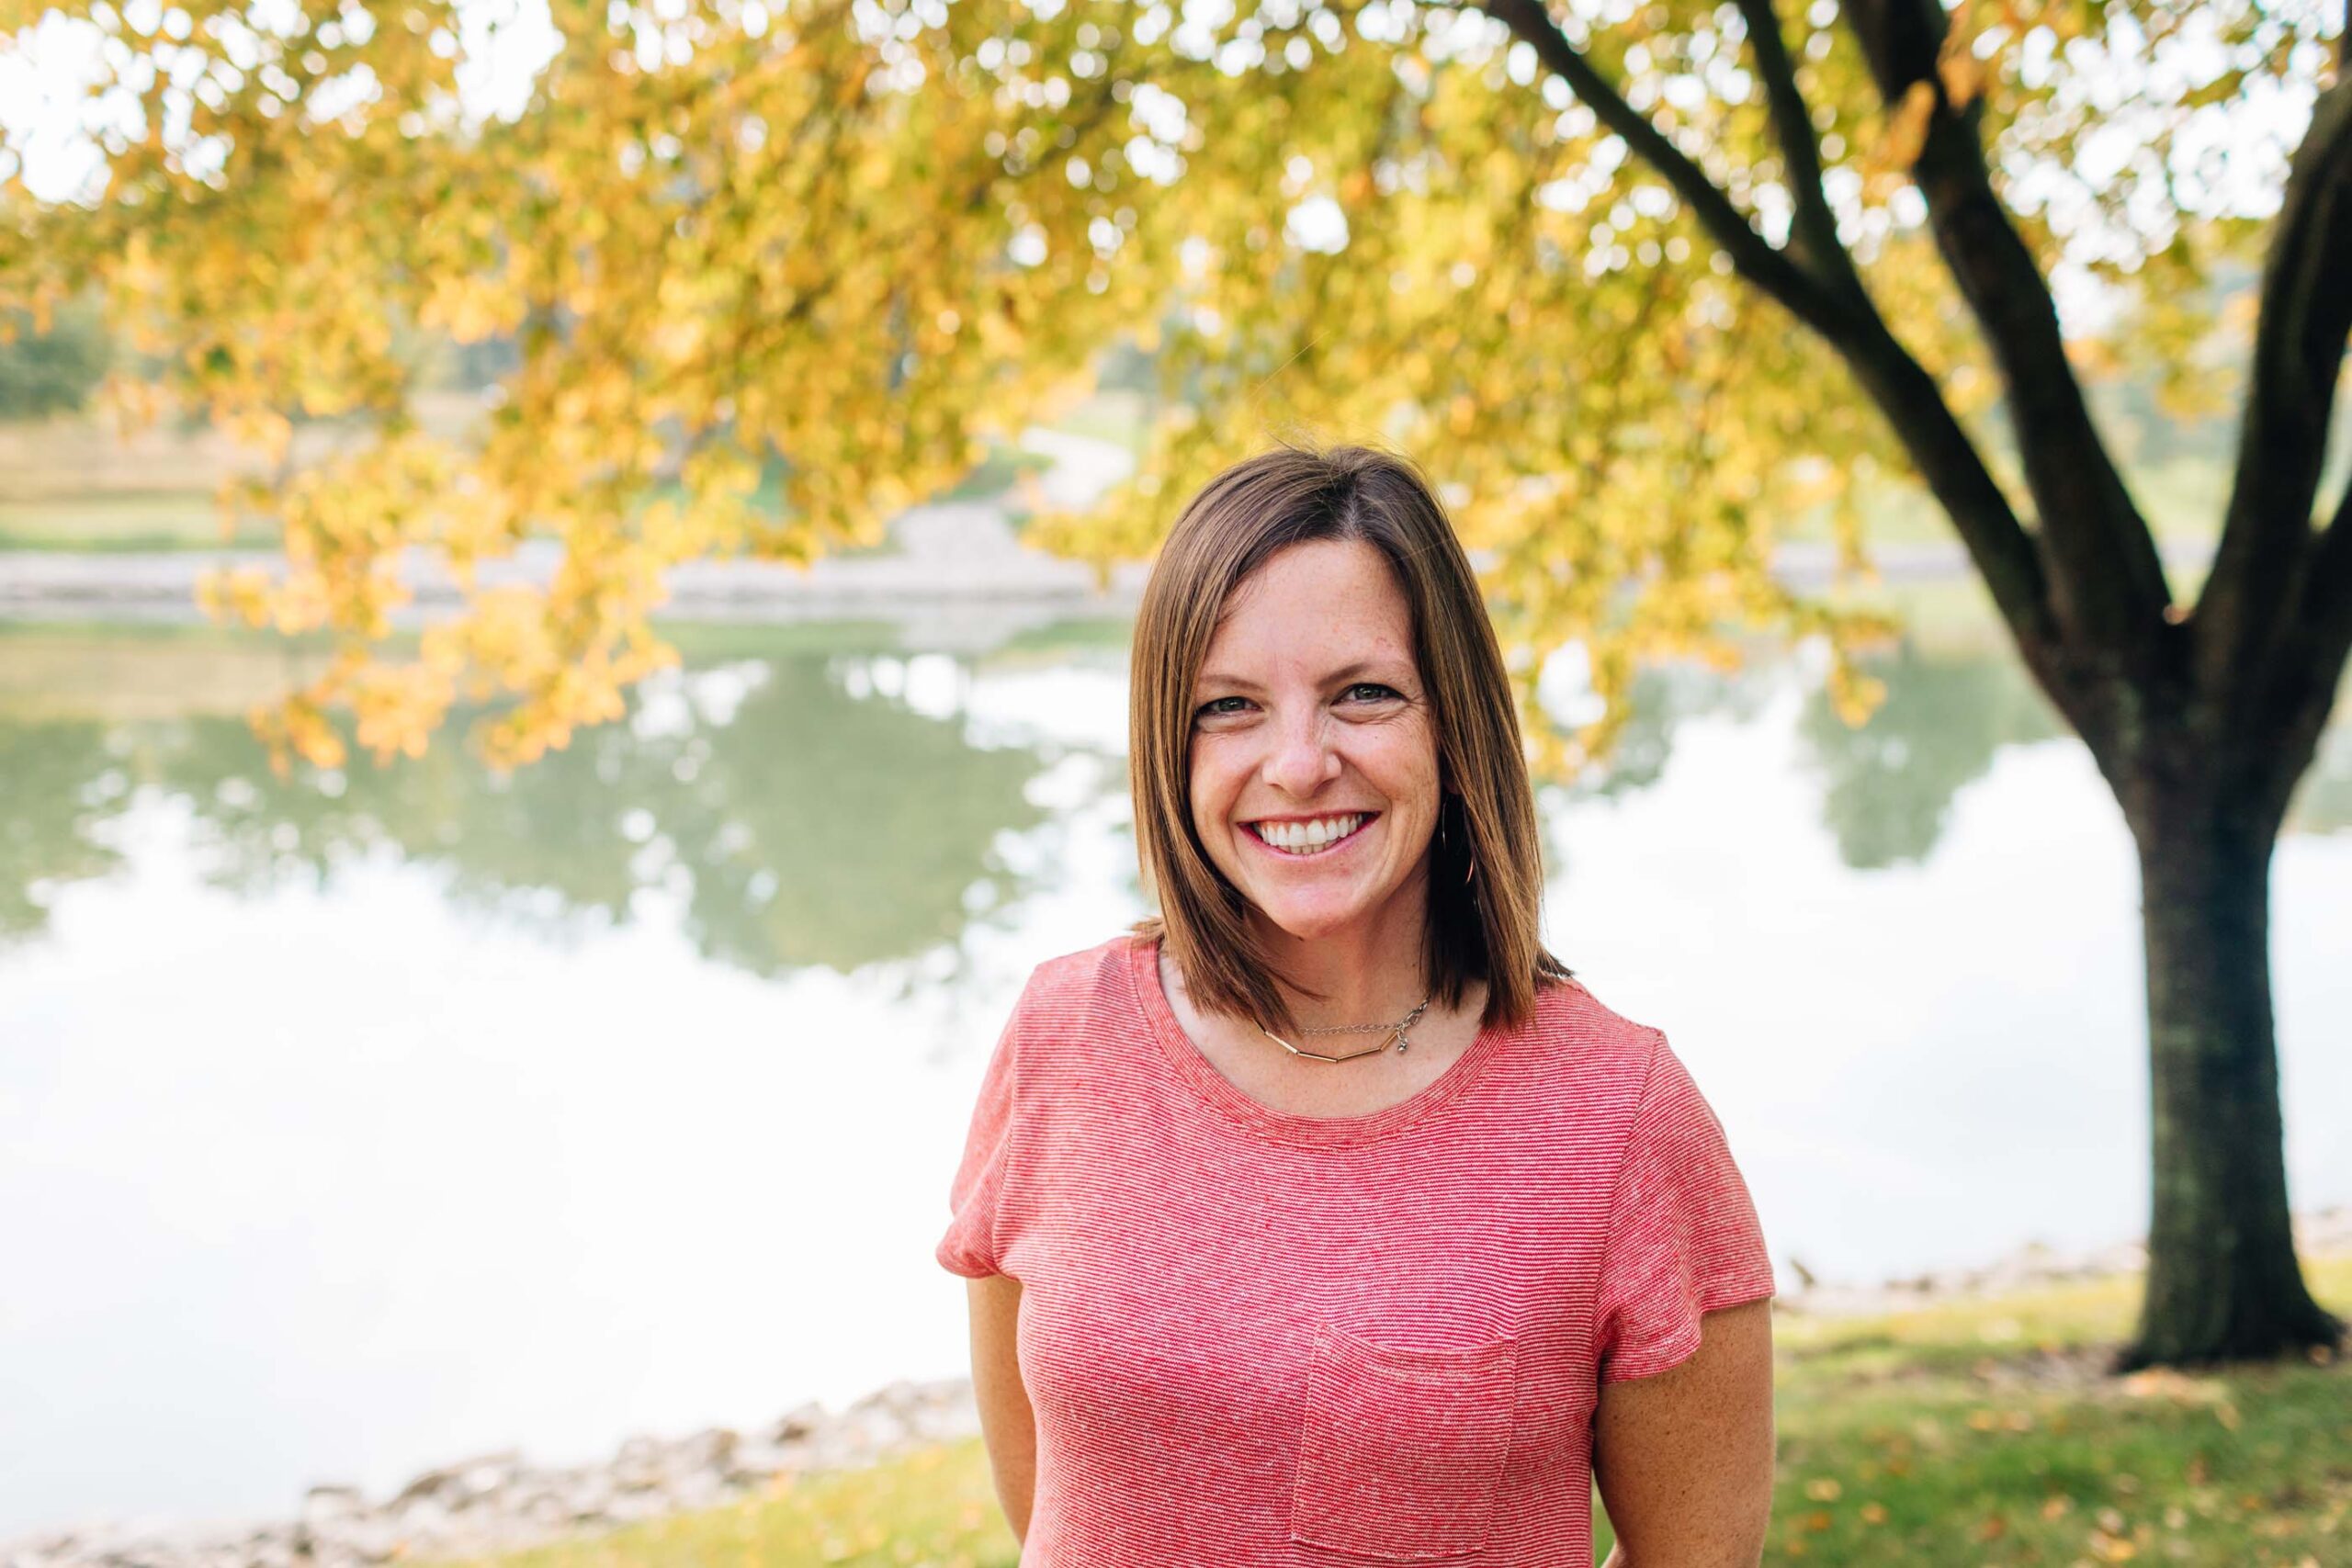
(937, 932, 1775, 1565)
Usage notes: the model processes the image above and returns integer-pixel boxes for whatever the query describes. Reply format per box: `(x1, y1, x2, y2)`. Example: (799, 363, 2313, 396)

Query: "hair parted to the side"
(1127, 438, 1574, 1038)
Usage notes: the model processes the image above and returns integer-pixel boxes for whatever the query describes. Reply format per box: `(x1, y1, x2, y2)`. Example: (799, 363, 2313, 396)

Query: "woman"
(937, 443, 1777, 1564)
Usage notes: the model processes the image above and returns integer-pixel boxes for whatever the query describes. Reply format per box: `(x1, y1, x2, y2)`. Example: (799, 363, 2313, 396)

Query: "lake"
(2, 608, 2346, 1537)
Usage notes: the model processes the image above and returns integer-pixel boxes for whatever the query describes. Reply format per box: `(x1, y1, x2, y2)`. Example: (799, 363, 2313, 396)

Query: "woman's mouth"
(1243, 812, 1377, 857)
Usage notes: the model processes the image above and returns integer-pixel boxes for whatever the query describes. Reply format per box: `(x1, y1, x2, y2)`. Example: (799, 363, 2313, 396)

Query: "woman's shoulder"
(1006, 931, 1155, 1032)
(1500, 969, 1669, 1088)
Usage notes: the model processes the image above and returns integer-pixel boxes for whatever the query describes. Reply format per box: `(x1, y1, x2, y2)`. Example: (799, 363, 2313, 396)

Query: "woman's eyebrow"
(1195, 660, 1406, 692)
(1325, 660, 1408, 684)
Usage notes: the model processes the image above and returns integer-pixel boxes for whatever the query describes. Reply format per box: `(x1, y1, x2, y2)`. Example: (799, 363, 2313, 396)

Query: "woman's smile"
(1242, 811, 1380, 858)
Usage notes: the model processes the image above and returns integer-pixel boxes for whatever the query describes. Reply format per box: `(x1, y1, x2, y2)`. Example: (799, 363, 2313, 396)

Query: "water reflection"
(3, 630, 1102, 979)
(0, 716, 124, 943)
(1796, 643, 2069, 869)
(6, 623, 2345, 967)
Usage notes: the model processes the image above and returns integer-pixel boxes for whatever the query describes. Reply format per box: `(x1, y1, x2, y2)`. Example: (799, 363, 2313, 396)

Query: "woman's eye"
(1342, 682, 1402, 703)
(1195, 696, 1250, 718)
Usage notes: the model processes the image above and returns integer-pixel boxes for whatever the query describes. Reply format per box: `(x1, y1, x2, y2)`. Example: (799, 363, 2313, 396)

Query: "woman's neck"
(1249, 888, 1431, 1028)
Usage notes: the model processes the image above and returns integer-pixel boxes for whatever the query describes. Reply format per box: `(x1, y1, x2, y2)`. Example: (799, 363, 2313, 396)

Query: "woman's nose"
(1261, 711, 1340, 795)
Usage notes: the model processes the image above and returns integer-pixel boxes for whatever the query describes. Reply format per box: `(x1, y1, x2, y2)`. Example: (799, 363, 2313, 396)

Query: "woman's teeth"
(1250, 813, 1368, 854)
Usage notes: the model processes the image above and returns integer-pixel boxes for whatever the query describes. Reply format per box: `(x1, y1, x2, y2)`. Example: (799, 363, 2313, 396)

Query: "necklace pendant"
(1392, 1028, 1409, 1054)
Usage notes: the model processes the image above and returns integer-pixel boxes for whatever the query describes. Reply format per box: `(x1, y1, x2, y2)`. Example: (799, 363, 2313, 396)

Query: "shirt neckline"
(1124, 932, 1510, 1150)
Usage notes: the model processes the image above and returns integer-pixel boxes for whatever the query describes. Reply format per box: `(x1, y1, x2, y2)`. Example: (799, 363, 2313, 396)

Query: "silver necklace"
(1259, 993, 1434, 1063)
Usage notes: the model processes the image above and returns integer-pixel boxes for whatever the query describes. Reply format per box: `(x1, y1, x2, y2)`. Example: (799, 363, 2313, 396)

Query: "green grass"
(419, 1256, 2351, 1568)
(1732, 1256, 2352, 1564)
(417, 1445, 1022, 1568)
(0, 491, 283, 552)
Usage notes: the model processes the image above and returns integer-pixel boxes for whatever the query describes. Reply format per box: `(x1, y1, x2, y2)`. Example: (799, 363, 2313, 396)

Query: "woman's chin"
(1249, 892, 1378, 943)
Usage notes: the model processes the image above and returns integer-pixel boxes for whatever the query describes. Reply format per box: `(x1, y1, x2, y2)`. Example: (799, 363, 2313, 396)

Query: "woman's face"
(1187, 537, 1441, 945)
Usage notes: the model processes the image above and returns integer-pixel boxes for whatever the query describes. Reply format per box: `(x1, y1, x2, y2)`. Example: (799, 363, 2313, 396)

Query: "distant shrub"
(0, 300, 112, 419)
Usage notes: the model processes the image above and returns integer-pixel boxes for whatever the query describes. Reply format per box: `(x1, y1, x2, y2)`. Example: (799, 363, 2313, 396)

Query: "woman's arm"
(1592, 1298, 1776, 1567)
(967, 1273, 1038, 1542)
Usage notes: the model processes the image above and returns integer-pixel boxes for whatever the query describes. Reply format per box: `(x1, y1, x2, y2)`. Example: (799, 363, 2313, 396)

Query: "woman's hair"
(1128, 439, 1573, 1037)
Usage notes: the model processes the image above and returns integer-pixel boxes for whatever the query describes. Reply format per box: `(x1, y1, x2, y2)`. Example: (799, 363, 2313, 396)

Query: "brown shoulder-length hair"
(1129, 439, 1573, 1037)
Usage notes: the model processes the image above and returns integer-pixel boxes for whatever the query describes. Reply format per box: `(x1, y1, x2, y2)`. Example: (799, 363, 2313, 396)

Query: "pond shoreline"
(9, 1206, 2345, 1568)
(0, 533, 2222, 623)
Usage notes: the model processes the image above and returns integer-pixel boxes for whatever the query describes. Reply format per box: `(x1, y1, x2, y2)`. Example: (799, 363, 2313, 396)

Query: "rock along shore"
(7, 1206, 2346, 1568)
(2, 1379, 986, 1568)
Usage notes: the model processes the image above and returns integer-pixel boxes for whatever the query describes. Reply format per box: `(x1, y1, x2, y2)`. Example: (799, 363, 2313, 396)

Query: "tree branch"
(1844, 0, 2172, 658)
(1831, 310, 2067, 680)
(2199, 73, 2352, 703)
(1733, 0, 1853, 289)
(1471, 0, 2064, 692)
(1476, 0, 1843, 333)
(2295, 479, 2352, 701)
(2239, 475, 2352, 831)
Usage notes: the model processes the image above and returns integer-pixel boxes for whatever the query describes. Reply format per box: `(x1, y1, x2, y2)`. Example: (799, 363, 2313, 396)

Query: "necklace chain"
(1259, 993, 1432, 1064)
(1297, 995, 1432, 1034)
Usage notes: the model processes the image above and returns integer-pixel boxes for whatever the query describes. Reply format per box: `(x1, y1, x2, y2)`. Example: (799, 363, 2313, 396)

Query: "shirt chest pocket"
(1289, 1322, 1519, 1561)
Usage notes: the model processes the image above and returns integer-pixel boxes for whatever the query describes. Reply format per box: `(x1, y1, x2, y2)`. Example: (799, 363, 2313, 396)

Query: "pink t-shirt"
(937, 932, 1775, 1565)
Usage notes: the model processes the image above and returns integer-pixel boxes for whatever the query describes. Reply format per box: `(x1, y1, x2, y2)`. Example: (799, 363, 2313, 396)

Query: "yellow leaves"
(13, 0, 2187, 782)
(93, 371, 172, 438)
(225, 405, 295, 465)
(419, 272, 522, 344)
(195, 565, 280, 630)
(1877, 81, 1938, 174)
(248, 690, 347, 777)
(1936, 0, 1988, 110)
(348, 660, 457, 762)
(474, 631, 666, 771)
(1965, 1404, 2036, 1432)
(2117, 1366, 2241, 1432)
(1826, 654, 1889, 728)
(2086, 1518, 2140, 1561)
(680, 443, 761, 502)
(438, 586, 557, 694)
(1937, 51, 1984, 114)
(650, 310, 708, 367)
(2180, 69, 2247, 112)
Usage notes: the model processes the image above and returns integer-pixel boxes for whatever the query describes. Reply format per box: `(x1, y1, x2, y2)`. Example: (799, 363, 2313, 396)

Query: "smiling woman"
(937, 441, 1779, 1566)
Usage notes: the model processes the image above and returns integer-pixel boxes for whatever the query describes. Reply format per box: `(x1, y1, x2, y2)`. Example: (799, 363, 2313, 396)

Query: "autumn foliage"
(12, 0, 2324, 770)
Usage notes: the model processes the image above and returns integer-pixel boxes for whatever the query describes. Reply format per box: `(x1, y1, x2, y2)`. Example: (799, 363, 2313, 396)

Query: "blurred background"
(3, 0, 2349, 1560)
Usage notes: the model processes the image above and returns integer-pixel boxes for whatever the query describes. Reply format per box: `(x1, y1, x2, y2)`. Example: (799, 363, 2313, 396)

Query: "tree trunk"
(2114, 771, 2346, 1371)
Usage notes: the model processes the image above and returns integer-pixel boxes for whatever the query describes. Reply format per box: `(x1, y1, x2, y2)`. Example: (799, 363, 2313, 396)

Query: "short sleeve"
(1593, 1028, 1775, 1383)
(934, 988, 1025, 1280)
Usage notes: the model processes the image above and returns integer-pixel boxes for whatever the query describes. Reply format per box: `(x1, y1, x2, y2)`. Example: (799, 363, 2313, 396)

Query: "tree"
(1, 0, 2344, 1369)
